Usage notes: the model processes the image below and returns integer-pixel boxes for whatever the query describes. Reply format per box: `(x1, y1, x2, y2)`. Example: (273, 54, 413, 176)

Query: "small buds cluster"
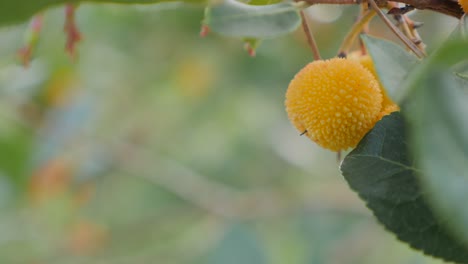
(459, 0, 468, 13)
(285, 56, 399, 151)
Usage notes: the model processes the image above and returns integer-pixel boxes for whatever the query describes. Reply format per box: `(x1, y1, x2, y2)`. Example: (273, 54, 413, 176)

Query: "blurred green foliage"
(0, 2, 458, 263)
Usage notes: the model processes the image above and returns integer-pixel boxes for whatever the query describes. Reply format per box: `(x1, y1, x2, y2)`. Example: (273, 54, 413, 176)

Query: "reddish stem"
(18, 15, 44, 67)
(64, 4, 82, 58)
(200, 24, 210, 37)
(244, 42, 256, 57)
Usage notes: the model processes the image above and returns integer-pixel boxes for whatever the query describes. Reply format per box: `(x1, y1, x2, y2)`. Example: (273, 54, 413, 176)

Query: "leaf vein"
(349, 154, 421, 172)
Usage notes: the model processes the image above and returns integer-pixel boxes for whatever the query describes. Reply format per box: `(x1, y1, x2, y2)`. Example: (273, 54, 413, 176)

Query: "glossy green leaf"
(1, 0, 207, 26)
(205, 0, 301, 38)
(361, 35, 420, 104)
(340, 113, 468, 263)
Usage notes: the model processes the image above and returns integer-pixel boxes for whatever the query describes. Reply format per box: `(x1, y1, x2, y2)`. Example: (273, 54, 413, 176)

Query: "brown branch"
(297, 0, 464, 18)
(394, 0, 463, 18)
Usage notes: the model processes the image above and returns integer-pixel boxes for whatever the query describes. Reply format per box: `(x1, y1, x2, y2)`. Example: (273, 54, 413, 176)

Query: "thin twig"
(402, 14, 426, 53)
(337, 10, 376, 56)
(387, 2, 426, 53)
(393, 0, 463, 18)
(300, 10, 321, 60)
(367, 0, 425, 58)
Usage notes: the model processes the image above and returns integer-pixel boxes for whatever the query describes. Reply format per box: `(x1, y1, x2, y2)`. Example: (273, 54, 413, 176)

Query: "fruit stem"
(300, 10, 322, 61)
(337, 9, 376, 57)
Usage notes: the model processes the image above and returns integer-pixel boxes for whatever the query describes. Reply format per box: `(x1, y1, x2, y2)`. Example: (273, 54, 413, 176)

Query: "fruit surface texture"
(285, 58, 383, 151)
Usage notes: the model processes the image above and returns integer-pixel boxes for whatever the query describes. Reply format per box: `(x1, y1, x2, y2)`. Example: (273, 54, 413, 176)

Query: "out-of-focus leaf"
(0, 126, 33, 190)
(361, 35, 419, 104)
(205, 0, 301, 38)
(398, 34, 468, 104)
(340, 113, 468, 263)
(247, 0, 282, 5)
(455, 73, 468, 89)
(399, 35, 468, 247)
(298, 212, 365, 263)
(456, 72, 468, 79)
(407, 70, 468, 246)
(0, 0, 207, 26)
(205, 224, 267, 264)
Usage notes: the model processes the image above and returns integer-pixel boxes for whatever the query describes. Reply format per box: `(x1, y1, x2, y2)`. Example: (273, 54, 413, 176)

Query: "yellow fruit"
(348, 51, 400, 118)
(459, 0, 468, 13)
(285, 58, 383, 151)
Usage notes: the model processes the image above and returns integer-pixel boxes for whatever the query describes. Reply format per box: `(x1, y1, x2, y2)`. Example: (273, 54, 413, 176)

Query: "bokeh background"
(0, 3, 459, 263)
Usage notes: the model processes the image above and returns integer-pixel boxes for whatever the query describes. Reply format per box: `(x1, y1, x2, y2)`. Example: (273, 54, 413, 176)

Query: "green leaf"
(205, 0, 301, 38)
(340, 112, 468, 263)
(361, 35, 420, 104)
(1, 0, 207, 26)
(205, 224, 267, 264)
(407, 70, 468, 247)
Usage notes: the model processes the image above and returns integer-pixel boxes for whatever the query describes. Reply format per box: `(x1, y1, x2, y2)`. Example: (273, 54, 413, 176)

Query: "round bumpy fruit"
(285, 58, 383, 151)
